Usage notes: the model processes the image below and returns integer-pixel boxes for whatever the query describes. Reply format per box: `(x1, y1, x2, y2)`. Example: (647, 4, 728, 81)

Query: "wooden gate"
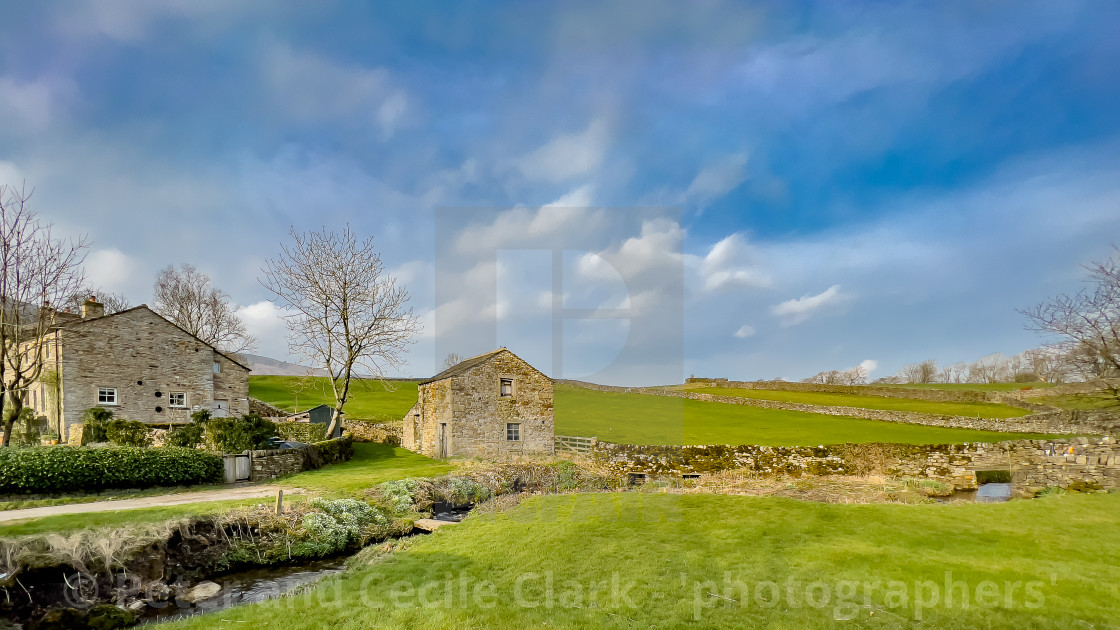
(223, 453, 251, 483)
(554, 435, 596, 455)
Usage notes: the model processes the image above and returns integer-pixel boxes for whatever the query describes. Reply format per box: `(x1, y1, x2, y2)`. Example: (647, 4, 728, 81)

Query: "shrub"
(81, 407, 114, 443)
(309, 434, 354, 467)
(7, 408, 43, 447)
(167, 422, 204, 448)
(104, 419, 152, 447)
(0, 446, 222, 494)
(204, 414, 278, 453)
(275, 421, 327, 444)
(377, 478, 427, 514)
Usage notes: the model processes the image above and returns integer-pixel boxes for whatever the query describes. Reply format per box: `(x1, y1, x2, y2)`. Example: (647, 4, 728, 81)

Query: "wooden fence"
(554, 435, 596, 455)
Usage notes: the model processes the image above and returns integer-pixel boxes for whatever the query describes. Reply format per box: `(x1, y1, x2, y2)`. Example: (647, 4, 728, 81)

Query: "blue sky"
(2, 1, 1119, 384)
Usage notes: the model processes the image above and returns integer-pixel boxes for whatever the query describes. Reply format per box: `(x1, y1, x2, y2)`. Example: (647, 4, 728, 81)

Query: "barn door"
(438, 423, 447, 458)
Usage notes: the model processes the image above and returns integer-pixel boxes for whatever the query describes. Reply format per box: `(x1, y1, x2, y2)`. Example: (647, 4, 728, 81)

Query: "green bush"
(104, 419, 152, 447)
(81, 407, 114, 443)
(167, 422, 204, 448)
(205, 414, 279, 453)
(309, 434, 354, 467)
(275, 421, 328, 444)
(0, 445, 222, 494)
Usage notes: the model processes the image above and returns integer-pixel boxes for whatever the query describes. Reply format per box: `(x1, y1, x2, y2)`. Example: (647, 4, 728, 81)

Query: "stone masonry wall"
(248, 447, 307, 481)
(448, 351, 554, 459)
(591, 437, 1120, 495)
(53, 308, 249, 441)
(347, 420, 402, 445)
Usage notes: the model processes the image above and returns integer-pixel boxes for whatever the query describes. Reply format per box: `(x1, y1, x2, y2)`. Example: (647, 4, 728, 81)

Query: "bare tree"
(152, 263, 256, 353)
(0, 185, 88, 446)
(899, 359, 938, 384)
(1021, 247, 1120, 395)
(442, 353, 464, 371)
(261, 226, 421, 437)
(64, 288, 131, 315)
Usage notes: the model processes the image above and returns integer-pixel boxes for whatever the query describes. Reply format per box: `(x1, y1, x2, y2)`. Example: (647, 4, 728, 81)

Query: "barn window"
(213, 361, 221, 374)
(98, 387, 118, 405)
(506, 423, 521, 441)
(500, 378, 513, 397)
(169, 392, 187, 408)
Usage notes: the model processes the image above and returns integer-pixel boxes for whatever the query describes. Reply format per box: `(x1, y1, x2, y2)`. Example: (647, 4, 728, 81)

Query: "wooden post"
(275, 489, 284, 515)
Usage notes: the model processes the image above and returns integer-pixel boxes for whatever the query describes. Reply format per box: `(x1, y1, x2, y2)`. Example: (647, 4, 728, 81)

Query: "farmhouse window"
(500, 378, 513, 397)
(98, 387, 118, 405)
(213, 361, 221, 374)
(169, 392, 187, 408)
(506, 423, 521, 441)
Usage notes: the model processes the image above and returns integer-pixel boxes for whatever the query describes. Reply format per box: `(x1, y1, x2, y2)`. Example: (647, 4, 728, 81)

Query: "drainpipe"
(53, 330, 62, 441)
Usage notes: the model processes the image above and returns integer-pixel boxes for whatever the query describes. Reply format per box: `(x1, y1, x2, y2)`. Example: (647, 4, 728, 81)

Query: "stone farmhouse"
(402, 348, 554, 459)
(24, 298, 250, 441)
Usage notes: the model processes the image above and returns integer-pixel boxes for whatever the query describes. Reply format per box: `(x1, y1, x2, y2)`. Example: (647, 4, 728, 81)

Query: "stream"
(937, 482, 1013, 503)
(139, 505, 473, 624)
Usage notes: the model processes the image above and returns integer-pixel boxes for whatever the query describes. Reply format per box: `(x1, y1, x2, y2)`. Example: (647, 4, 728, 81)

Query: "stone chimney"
(81, 296, 105, 319)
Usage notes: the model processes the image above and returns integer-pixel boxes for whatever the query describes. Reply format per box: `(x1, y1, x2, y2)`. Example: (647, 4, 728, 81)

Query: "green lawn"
(162, 492, 1120, 629)
(555, 384, 1049, 445)
(250, 376, 419, 421)
(1037, 392, 1120, 412)
(279, 442, 453, 496)
(686, 386, 1031, 418)
(0, 498, 269, 537)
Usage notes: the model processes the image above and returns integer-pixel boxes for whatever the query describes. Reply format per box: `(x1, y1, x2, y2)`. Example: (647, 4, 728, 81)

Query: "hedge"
(307, 434, 354, 469)
(0, 446, 223, 494)
(275, 421, 328, 444)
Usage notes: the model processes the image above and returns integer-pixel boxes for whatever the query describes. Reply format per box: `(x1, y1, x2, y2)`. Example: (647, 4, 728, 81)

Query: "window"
(213, 361, 221, 374)
(500, 378, 513, 397)
(169, 392, 187, 408)
(506, 423, 521, 441)
(98, 387, 117, 405)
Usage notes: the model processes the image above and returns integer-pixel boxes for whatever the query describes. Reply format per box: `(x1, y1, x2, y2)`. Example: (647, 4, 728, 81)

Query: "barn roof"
(420, 348, 507, 385)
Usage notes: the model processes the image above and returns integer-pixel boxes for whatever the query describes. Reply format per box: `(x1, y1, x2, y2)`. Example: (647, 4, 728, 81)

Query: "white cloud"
(262, 43, 410, 138)
(454, 194, 605, 255)
(771, 284, 847, 326)
(859, 359, 878, 375)
(0, 76, 76, 135)
(734, 324, 756, 338)
(683, 152, 748, 207)
(84, 249, 135, 293)
(689, 233, 770, 292)
(517, 117, 611, 182)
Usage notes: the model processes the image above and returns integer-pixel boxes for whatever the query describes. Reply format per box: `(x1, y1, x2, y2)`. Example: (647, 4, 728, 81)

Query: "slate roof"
(419, 348, 509, 385)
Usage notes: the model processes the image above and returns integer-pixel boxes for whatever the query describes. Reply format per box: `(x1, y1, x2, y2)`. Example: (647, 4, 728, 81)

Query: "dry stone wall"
(590, 437, 1120, 495)
(347, 420, 402, 445)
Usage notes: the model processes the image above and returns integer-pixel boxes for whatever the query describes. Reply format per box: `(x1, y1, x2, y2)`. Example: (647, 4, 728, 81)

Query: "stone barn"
(402, 348, 554, 459)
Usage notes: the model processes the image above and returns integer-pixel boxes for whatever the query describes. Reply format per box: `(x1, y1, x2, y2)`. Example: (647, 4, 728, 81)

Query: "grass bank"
(162, 491, 1120, 629)
(686, 386, 1031, 418)
(279, 442, 453, 496)
(249, 376, 419, 421)
(555, 384, 1051, 445)
(0, 498, 269, 537)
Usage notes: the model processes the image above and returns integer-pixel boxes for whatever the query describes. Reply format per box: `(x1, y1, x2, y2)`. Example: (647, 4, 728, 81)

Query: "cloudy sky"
(2, 1, 1119, 384)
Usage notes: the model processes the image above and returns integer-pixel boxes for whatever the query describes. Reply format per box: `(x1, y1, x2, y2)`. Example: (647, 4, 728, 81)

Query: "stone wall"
(40, 307, 249, 441)
(246, 434, 355, 482)
(590, 437, 1120, 495)
(347, 420, 402, 445)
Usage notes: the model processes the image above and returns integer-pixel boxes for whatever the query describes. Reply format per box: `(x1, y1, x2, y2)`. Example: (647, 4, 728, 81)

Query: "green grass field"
(1037, 392, 1120, 412)
(161, 491, 1120, 629)
(250, 376, 419, 421)
(0, 498, 269, 537)
(555, 384, 1048, 445)
(279, 442, 453, 495)
(881, 382, 1057, 392)
(686, 386, 1031, 418)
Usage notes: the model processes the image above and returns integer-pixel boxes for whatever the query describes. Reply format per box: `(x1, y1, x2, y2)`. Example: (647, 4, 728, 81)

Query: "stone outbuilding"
(25, 300, 250, 441)
(402, 348, 554, 459)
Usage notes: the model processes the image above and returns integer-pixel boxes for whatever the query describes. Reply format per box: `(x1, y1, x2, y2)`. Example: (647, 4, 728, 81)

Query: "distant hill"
(241, 354, 327, 377)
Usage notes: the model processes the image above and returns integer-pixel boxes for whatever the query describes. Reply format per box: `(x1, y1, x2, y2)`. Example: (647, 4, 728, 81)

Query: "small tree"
(442, 353, 464, 371)
(0, 184, 88, 446)
(261, 226, 421, 438)
(1021, 247, 1120, 396)
(152, 263, 256, 353)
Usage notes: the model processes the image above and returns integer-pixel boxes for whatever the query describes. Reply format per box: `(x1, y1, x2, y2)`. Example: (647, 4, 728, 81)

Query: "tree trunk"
(324, 407, 342, 439)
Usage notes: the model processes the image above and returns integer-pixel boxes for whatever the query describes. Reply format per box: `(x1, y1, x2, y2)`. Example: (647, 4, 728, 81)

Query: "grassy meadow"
(881, 382, 1057, 392)
(278, 442, 453, 496)
(685, 386, 1032, 418)
(162, 491, 1120, 629)
(250, 376, 419, 421)
(554, 384, 1050, 446)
